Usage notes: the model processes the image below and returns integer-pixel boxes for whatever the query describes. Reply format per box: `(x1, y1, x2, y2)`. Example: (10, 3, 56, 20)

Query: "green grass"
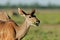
(8, 9, 60, 40)
(40, 14, 60, 24)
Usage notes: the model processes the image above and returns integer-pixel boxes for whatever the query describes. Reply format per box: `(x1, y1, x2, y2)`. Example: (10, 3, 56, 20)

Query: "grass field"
(7, 9, 60, 40)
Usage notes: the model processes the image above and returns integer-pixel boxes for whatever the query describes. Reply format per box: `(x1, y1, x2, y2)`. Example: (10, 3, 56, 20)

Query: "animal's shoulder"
(8, 20, 18, 26)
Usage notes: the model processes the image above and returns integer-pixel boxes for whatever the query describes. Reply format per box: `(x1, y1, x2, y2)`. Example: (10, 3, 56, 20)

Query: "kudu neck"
(20, 19, 30, 28)
(15, 19, 31, 39)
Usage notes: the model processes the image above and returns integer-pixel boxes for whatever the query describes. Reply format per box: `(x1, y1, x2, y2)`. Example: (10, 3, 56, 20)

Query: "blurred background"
(0, 0, 60, 40)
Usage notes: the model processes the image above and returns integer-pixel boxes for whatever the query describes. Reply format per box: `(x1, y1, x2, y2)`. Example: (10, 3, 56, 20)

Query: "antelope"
(0, 11, 9, 21)
(0, 8, 40, 40)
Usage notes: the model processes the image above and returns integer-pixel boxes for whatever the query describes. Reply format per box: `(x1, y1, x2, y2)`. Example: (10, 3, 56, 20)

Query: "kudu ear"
(18, 8, 27, 16)
(31, 9, 35, 16)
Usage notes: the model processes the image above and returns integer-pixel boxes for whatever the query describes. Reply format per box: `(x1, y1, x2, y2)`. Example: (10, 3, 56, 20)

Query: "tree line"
(0, 3, 60, 9)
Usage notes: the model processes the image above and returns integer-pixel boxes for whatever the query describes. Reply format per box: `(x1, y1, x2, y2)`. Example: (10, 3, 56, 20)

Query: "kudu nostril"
(37, 20, 40, 23)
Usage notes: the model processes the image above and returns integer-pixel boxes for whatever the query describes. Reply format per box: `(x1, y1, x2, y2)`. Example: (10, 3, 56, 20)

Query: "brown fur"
(0, 20, 17, 40)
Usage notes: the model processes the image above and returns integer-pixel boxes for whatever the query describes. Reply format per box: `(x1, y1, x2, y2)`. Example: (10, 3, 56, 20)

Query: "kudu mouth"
(35, 20, 40, 26)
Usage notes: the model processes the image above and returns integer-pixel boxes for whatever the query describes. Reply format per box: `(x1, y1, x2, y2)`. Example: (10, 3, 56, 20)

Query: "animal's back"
(0, 20, 16, 40)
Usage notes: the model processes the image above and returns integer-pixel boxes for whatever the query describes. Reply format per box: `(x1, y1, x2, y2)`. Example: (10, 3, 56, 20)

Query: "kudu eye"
(29, 16, 32, 18)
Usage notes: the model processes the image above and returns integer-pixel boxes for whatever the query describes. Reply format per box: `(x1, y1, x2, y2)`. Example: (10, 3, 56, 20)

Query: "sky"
(0, 0, 60, 6)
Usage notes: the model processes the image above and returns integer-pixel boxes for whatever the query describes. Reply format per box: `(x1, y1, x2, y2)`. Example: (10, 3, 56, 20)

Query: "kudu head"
(18, 8, 40, 26)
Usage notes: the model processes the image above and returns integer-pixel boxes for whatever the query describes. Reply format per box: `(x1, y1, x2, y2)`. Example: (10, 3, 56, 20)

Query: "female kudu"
(0, 8, 40, 40)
